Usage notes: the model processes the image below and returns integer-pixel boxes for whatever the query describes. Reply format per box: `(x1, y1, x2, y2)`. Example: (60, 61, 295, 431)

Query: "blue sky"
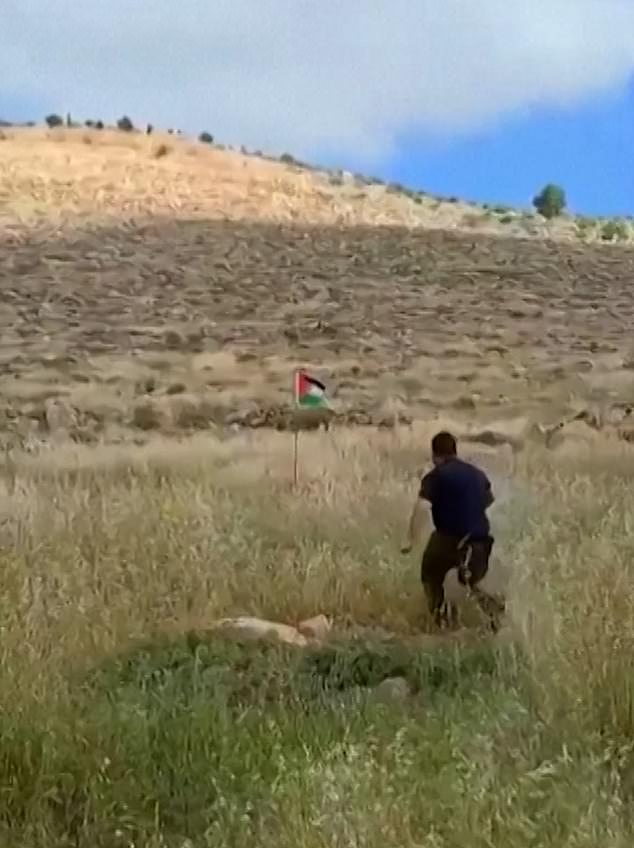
(379, 85, 634, 217)
(3, 1, 634, 217)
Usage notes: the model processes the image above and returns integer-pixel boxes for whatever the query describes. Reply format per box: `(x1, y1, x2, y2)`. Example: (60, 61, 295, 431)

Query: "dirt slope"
(1, 128, 634, 448)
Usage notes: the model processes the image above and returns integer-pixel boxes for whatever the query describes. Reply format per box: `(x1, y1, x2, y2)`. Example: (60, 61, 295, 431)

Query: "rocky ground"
(2, 215, 634, 448)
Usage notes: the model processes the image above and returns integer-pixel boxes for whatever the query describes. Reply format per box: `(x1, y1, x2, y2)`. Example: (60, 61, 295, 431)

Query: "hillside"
(0, 126, 633, 448)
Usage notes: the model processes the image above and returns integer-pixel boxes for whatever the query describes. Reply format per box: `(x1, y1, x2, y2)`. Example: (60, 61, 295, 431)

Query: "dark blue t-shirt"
(419, 457, 492, 540)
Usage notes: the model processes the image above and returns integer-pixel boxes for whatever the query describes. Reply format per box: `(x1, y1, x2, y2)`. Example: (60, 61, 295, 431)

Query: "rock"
(44, 398, 76, 433)
(507, 301, 542, 319)
(298, 615, 331, 641)
(371, 676, 411, 704)
(214, 616, 308, 647)
(464, 429, 513, 448)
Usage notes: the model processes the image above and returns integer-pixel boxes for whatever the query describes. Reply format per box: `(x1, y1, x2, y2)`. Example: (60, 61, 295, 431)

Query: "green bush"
(199, 131, 214, 144)
(117, 115, 134, 132)
(45, 114, 64, 129)
(533, 184, 566, 219)
(601, 220, 629, 242)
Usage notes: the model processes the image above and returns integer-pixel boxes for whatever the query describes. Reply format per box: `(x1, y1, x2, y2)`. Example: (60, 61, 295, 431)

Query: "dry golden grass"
(1, 426, 634, 844)
(1, 125, 631, 240)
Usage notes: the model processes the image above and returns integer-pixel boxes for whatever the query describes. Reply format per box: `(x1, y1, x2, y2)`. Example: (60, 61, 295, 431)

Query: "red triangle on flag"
(296, 371, 310, 399)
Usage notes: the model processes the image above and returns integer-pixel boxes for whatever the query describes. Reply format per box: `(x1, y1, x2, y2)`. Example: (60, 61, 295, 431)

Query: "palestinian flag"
(294, 370, 329, 409)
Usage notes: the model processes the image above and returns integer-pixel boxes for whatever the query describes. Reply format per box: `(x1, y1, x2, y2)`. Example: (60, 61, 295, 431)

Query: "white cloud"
(2, 0, 634, 161)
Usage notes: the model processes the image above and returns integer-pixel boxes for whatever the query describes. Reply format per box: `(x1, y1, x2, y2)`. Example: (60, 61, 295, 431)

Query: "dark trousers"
(420, 531, 504, 630)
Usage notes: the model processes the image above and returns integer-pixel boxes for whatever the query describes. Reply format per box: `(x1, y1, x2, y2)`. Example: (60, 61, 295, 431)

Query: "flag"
(294, 370, 329, 409)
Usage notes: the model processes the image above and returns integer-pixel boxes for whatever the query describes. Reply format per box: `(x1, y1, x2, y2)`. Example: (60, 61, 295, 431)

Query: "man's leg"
(459, 537, 505, 632)
(421, 532, 455, 628)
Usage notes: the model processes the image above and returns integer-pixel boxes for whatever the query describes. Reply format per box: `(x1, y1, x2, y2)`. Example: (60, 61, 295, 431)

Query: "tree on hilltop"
(533, 184, 566, 219)
(117, 115, 134, 132)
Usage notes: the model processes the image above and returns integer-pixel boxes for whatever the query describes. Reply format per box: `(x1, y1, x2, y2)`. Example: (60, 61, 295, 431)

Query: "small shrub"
(198, 131, 214, 144)
(117, 115, 134, 132)
(172, 398, 218, 430)
(131, 402, 163, 431)
(146, 123, 153, 135)
(499, 214, 514, 224)
(45, 113, 64, 128)
(601, 220, 628, 242)
(166, 382, 186, 396)
(163, 329, 184, 350)
(280, 152, 297, 165)
(575, 217, 595, 239)
(153, 143, 170, 159)
(94, 120, 104, 130)
(533, 183, 566, 219)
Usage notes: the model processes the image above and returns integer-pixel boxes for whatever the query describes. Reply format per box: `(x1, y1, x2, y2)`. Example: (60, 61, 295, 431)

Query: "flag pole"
(293, 429, 299, 488)
(292, 369, 299, 487)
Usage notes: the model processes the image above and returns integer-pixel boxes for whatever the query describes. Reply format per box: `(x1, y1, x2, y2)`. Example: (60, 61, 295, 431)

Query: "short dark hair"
(431, 431, 457, 457)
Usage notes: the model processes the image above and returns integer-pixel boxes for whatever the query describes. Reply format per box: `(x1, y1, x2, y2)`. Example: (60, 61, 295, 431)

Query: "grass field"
(2, 426, 634, 846)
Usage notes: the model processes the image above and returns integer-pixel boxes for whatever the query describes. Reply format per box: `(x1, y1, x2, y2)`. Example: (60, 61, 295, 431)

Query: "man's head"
(431, 431, 457, 466)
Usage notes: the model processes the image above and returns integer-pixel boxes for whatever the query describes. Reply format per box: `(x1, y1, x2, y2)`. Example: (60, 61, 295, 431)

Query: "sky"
(2, 1, 633, 216)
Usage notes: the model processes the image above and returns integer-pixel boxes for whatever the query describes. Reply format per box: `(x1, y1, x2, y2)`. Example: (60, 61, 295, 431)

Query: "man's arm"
(401, 498, 427, 554)
(401, 473, 433, 553)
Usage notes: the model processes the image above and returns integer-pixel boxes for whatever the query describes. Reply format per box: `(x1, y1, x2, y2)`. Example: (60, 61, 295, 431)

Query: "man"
(401, 431, 504, 631)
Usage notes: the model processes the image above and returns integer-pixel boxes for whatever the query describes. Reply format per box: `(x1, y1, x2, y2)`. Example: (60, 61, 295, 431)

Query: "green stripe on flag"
(298, 392, 328, 408)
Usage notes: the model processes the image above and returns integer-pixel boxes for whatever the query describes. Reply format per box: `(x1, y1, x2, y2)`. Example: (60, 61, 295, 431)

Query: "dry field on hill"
(1, 128, 634, 451)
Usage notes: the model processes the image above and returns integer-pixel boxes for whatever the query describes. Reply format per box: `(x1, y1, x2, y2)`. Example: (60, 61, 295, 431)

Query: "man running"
(401, 431, 504, 631)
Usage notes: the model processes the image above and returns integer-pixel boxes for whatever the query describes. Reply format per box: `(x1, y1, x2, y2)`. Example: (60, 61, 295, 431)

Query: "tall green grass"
(1, 428, 634, 846)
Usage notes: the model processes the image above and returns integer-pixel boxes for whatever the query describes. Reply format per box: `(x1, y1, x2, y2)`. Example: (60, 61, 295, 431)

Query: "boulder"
(298, 614, 331, 641)
(214, 616, 307, 647)
(371, 676, 411, 704)
(44, 398, 76, 434)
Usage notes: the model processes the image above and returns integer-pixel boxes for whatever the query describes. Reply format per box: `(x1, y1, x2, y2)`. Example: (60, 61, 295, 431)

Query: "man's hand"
(403, 498, 426, 554)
